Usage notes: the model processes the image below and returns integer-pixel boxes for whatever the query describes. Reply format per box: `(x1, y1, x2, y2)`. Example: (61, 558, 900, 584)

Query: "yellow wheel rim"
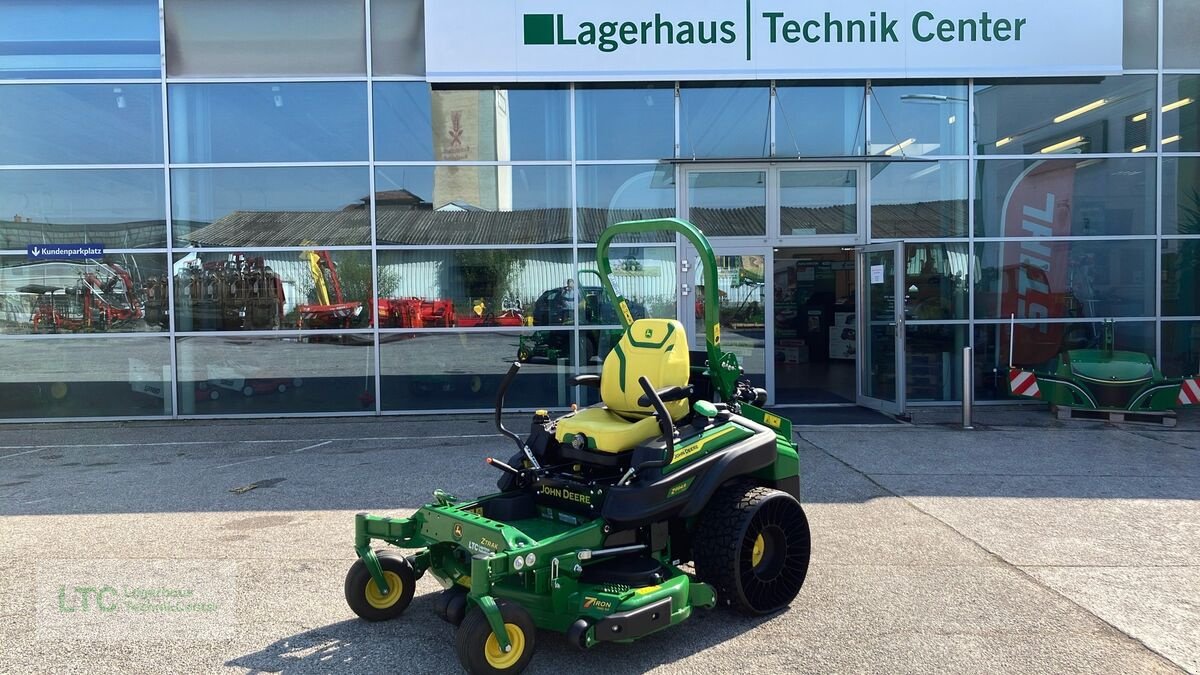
(751, 533, 766, 568)
(364, 571, 403, 609)
(483, 623, 525, 669)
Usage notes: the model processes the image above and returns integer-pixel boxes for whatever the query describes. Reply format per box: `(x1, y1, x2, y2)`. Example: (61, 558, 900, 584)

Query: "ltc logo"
(452, 523, 463, 540)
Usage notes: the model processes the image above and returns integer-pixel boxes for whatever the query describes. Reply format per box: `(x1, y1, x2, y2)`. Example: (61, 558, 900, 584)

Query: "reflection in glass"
(575, 84, 674, 160)
(0, 170, 166, 249)
(1123, 0, 1158, 70)
(869, 82, 967, 156)
(168, 83, 368, 163)
(686, 171, 766, 237)
(1164, 158, 1200, 235)
(171, 167, 370, 247)
(870, 161, 967, 238)
(975, 76, 1156, 155)
(377, 249, 572, 328)
(1162, 240, 1200, 317)
(975, 158, 1155, 237)
(774, 82, 866, 157)
(1164, 0, 1200, 68)
(172, 250, 374, 332)
(374, 166, 571, 245)
(690, 252, 766, 391)
(904, 244, 968, 321)
(974, 240, 1156, 320)
(373, 83, 434, 161)
(773, 248, 856, 404)
(576, 165, 675, 243)
(578, 247, 677, 325)
(1162, 321, 1200, 378)
(680, 83, 769, 158)
(370, 0, 425, 76)
(380, 331, 573, 411)
(0, 336, 171, 418)
(1162, 75, 1199, 152)
(974, 322, 1155, 400)
(0, 254, 168, 334)
(780, 169, 857, 236)
(863, 249, 897, 402)
(0, 84, 163, 165)
(906, 325, 966, 402)
(0, 0, 160, 78)
(165, 0, 365, 77)
(175, 335, 375, 415)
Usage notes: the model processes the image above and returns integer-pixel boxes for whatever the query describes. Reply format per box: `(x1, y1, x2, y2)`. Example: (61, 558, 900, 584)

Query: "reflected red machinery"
(25, 262, 143, 333)
(297, 250, 363, 329)
(454, 297, 523, 328)
(376, 297, 456, 328)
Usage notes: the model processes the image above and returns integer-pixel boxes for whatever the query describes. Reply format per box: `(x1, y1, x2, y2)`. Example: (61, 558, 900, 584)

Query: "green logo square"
(523, 14, 554, 45)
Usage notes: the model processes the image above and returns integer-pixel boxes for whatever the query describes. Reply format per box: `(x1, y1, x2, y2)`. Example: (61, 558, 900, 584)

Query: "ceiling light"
(908, 164, 941, 180)
(1163, 97, 1194, 113)
(1131, 144, 1147, 153)
(1131, 112, 1148, 123)
(1039, 136, 1085, 154)
(884, 138, 915, 156)
(995, 137, 1013, 148)
(1054, 99, 1107, 123)
(947, 115, 957, 125)
(1162, 135, 1182, 145)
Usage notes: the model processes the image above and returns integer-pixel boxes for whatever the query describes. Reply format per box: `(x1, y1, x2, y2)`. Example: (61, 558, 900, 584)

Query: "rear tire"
(693, 483, 810, 616)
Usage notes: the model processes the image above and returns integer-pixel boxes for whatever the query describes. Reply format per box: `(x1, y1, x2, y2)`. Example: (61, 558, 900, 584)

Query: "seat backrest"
(601, 318, 691, 421)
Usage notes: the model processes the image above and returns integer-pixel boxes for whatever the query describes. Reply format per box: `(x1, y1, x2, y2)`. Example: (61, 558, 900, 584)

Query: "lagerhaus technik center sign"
(424, 0, 1123, 82)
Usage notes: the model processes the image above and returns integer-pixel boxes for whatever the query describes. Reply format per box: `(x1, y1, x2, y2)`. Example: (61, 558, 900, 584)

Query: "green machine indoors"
(344, 218, 811, 674)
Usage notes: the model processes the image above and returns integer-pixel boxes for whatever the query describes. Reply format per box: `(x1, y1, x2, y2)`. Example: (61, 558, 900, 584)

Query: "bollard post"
(961, 346, 974, 429)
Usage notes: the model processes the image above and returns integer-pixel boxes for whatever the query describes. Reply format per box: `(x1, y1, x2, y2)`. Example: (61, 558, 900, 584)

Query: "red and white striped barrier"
(1178, 378, 1200, 406)
(1009, 368, 1041, 399)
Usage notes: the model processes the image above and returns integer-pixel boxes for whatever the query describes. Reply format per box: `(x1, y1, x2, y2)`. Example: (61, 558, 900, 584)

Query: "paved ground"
(0, 409, 1197, 674)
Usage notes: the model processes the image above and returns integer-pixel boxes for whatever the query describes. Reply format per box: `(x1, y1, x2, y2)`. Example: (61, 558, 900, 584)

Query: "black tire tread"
(455, 600, 536, 675)
(344, 551, 416, 622)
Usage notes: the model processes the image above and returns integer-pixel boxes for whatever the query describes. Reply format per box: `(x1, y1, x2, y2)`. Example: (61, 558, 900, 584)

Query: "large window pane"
(172, 167, 369, 247)
(168, 83, 368, 163)
(370, 0, 425, 77)
(172, 250, 373, 332)
(780, 169, 857, 236)
(871, 161, 967, 238)
(372, 83, 433, 161)
(1164, 0, 1200, 68)
(0, 170, 165, 249)
(575, 84, 674, 160)
(976, 158, 1156, 237)
(1162, 75, 1199, 153)
(775, 83, 866, 157)
(1123, 0, 1158, 70)
(974, 240, 1156, 320)
(0, 0, 159, 78)
(975, 76, 1156, 155)
(0, 84, 162, 165)
(686, 171, 766, 237)
(907, 325, 967, 402)
(974, 322, 1155, 400)
(164, 0, 365, 77)
(1, 253, 168, 334)
(1162, 321, 1200, 378)
(377, 249, 572, 327)
(904, 244, 969, 321)
(0, 336, 171, 418)
(374, 166, 571, 245)
(680, 83, 769, 159)
(1162, 240, 1200, 317)
(578, 247, 677, 325)
(576, 165, 674, 243)
(175, 336, 375, 415)
(1164, 158, 1200, 235)
(381, 331, 573, 411)
(869, 82, 967, 157)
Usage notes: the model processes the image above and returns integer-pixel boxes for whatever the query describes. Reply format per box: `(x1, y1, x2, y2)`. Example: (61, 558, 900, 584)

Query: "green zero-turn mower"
(344, 218, 811, 674)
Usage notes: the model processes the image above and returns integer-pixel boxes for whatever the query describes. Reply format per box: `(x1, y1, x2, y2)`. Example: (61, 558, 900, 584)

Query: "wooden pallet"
(1053, 406, 1177, 427)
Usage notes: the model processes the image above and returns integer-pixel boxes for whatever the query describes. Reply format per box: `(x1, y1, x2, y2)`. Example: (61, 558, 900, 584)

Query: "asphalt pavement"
(0, 409, 1196, 674)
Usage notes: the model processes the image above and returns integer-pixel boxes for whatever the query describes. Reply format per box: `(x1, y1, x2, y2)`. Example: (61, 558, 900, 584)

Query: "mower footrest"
(594, 597, 672, 642)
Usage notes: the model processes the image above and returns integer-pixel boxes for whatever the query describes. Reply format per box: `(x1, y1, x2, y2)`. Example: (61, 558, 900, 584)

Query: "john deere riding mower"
(345, 218, 811, 674)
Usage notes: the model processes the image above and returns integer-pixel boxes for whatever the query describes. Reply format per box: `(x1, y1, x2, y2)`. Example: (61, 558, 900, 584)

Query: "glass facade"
(0, 1, 1194, 419)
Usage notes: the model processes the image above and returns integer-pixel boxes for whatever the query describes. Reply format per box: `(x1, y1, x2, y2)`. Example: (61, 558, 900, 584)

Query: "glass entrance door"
(681, 244, 770, 398)
(858, 242, 906, 415)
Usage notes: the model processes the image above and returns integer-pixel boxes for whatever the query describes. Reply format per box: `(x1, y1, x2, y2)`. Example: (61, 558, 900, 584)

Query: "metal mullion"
(1157, 13, 1166, 373)
(368, 75, 428, 83)
(0, 164, 164, 171)
(157, 0, 179, 419)
(0, 79, 161, 86)
(978, 153, 1161, 161)
(370, 160, 573, 167)
(374, 244, 576, 252)
(973, 317, 1156, 324)
(167, 161, 369, 169)
(174, 329, 376, 339)
(0, 415, 174, 425)
(172, 245, 374, 253)
(572, 159, 665, 166)
(179, 411, 377, 421)
(0, 248, 169, 255)
(968, 78, 977, 359)
(0, 331, 173, 341)
(377, 326, 571, 336)
(164, 76, 369, 84)
(973, 235, 1160, 242)
(365, 0, 382, 415)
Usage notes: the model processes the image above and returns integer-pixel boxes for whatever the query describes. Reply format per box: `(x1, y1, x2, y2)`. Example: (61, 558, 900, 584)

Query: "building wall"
(0, 0, 1196, 419)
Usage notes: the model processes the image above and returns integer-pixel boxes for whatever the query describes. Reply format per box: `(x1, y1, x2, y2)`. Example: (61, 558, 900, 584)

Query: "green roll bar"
(595, 218, 741, 401)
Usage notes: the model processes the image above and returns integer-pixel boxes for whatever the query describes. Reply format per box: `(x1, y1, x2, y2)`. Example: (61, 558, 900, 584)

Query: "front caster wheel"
(344, 552, 416, 621)
(455, 600, 536, 674)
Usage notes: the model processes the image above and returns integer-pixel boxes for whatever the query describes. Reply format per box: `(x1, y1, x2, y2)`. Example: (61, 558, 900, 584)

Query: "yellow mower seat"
(556, 318, 690, 454)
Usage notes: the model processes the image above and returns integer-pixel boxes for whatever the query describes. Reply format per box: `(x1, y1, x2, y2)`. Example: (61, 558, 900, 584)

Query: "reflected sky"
(0, 84, 163, 165)
(0, 169, 164, 224)
(0, 0, 160, 78)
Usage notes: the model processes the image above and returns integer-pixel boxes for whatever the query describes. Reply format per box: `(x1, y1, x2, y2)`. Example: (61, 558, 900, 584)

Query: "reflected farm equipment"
(176, 255, 285, 331)
(23, 262, 143, 333)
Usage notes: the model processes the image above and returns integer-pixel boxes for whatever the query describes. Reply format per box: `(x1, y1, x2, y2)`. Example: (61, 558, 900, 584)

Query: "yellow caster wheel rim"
(364, 571, 404, 609)
(484, 624, 526, 669)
